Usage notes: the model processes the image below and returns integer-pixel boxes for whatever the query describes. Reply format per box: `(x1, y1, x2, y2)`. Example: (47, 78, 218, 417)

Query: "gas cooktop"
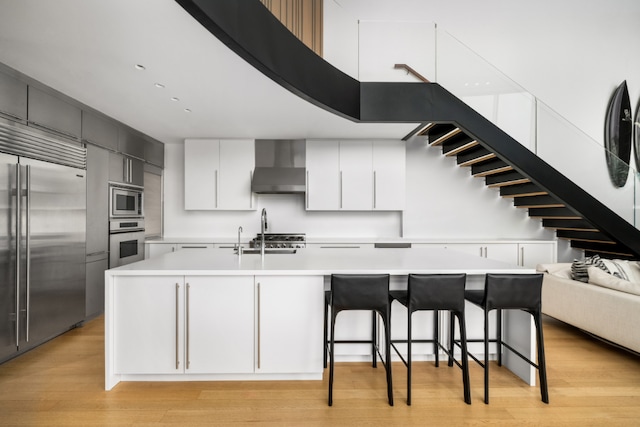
(250, 233, 306, 249)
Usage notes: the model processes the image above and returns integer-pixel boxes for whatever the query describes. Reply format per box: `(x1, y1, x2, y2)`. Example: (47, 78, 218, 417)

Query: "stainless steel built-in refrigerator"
(0, 126, 86, 363)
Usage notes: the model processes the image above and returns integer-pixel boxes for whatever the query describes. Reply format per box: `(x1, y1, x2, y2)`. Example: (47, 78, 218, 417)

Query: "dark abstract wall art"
(604, 80, 632, 188)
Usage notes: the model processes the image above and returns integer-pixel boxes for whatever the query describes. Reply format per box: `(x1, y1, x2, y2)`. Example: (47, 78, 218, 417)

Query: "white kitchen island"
(105, 247, 537, 390)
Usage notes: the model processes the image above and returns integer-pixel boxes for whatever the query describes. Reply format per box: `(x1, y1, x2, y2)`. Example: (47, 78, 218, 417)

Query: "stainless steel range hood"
(252, 139, 306, 194)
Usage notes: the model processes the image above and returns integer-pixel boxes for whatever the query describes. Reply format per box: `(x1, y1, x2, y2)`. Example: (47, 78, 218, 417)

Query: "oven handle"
(109, 229, 145, 234)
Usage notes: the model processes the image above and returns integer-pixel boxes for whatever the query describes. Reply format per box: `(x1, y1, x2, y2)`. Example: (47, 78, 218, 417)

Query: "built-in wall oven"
(110, 184, 143, 218)
(109, 218, 145, 268)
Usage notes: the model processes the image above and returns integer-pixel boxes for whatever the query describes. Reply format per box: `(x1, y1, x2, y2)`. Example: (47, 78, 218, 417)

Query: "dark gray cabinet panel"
(144, 139, 164, 168)
(28, 87, 81, 140)
(86, 255, 108, 318)
(129, 157, 144, 186)
(0, 71, 27, 121)
(109, 151, 126, 183)
(86, 144, 109, 254)
(109, 151, 144, 187)
(82, 111, 118, 151)
(118, 129, 145, 159)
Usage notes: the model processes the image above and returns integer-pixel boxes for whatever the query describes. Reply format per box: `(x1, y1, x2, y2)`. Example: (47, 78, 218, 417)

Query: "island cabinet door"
(185, 276, 255, 374)
(255, 276, 324, 374)
(114, 276, 185, 374)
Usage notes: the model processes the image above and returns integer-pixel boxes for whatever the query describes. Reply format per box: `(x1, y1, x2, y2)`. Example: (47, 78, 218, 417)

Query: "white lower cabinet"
(518, 242, 556, 267)
(447, 243, 519, 265)
(255, 276, 324, 373)
(145, 243, 215, 259)
(412, 241, 556, 267)
(146, 243, 176, 259)
(186, 276, 254, 374)
(114, 275, 184, 374)
(112, 274, 323, 378)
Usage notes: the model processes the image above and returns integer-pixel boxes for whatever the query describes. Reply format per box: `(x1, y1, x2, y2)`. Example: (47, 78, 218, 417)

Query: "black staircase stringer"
(176, 0, 640, 258)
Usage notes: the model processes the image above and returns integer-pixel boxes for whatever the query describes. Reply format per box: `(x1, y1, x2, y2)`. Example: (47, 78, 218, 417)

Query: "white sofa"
(537, 261, 640, 355)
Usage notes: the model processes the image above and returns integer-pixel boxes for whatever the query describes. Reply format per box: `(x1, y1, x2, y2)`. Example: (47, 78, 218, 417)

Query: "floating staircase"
(419, 123, 636, 258)
(177, 0, 640, 260)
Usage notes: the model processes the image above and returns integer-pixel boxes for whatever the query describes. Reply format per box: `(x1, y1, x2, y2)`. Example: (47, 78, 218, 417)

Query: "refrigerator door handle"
(14, 163, 20, 349)
(25, 164, 30, 342)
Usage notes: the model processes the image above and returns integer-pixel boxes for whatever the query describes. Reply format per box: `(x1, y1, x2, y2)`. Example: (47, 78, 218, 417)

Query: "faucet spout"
(260, 208, 268, 259)
(236, 226, 243, 256)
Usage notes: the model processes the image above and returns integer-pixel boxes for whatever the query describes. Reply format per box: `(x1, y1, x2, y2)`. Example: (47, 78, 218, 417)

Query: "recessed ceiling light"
(154, 83, 165, 88)
(134, 64, 146, 70)
(171, 97, 180, 102)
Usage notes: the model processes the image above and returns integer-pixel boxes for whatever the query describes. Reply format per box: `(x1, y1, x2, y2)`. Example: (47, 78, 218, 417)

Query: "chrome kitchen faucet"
(260, 208, 268, 260)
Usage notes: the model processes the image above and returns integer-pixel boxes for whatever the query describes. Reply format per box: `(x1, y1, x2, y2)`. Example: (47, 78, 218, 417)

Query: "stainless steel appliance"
(0, 119, 86, 363)
(251, 139, 306, 194)
(109, 184, 143, 218)
(109, 219, 145, 267)
(250, 233, 306, 249)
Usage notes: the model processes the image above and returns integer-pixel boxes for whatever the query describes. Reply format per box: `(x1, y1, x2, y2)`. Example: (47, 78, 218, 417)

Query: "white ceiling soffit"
(0, 0, 418, 144)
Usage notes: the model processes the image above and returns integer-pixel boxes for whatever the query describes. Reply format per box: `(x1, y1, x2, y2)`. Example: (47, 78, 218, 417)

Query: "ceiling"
(0, 0, 418, 145)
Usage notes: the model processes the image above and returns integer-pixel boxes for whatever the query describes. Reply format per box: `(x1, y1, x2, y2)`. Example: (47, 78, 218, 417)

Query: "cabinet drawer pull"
(186, 283, 190, 370)
(373, 170, 377, 209)
(250, 170, 253, 209)
(215, 170, 219, 208)
(257, 282, 261, 370)
(339, 171, 343, 209)
(175, 283, 180, 370)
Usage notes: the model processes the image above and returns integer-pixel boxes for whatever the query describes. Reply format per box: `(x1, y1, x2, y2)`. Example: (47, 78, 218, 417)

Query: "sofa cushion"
(587, 266, 640, 296)
(569, 255, 640, 283)
(599, 258, 640, 282)
(537, 263, 572, 279)
(570, 254, 609, 282)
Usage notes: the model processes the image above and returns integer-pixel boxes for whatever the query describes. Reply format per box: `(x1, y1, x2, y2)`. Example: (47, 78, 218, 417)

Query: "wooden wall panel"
(260, 0, 323, 56)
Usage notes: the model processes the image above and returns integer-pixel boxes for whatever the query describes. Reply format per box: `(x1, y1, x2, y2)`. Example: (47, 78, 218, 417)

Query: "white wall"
(402, 139, 552, 239)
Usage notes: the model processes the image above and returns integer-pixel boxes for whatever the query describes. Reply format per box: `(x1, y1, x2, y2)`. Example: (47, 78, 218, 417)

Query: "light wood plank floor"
(1, 315, 639, 426)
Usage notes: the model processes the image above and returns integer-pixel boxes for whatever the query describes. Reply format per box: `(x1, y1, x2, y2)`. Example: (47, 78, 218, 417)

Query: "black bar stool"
(328, 274, 393, 406)
(324, 291, 378, 369)
(390, 273, 471, 405)
(464, 273, 549, 404)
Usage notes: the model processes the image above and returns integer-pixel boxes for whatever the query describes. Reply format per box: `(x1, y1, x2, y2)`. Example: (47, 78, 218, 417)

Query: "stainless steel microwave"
(110, 185, 143, 218)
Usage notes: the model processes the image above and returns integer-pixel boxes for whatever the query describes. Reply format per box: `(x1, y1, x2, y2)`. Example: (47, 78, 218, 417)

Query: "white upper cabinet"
(184, 139, 255, 210)
(372, 140, 406, 210)
(306, 140, 340, 210)
(340, 140, 373, 210)
(306, 139, 405, 211)
(219, 139, 255, 210)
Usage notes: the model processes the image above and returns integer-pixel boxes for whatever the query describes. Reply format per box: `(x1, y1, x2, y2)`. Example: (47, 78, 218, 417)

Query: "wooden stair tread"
(458, 152, 496, 167)
(430, 127, 462, 146)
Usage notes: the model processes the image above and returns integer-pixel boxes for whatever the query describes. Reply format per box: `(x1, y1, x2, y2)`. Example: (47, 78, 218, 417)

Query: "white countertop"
(108, 247, 534, 276)
(146, 236, 556, 245)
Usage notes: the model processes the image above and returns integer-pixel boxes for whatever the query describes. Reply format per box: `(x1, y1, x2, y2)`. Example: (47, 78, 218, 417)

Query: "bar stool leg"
(434, 309, 439, 368)
(457, 311, 471, 404)
(484, 309, 490, 404)
(383, 310, 394, 406)
(534, 310, 550, 404)
(407, 308, 412, 405)
(371, 311, 377, 368)
(328, 308, 337, 406)
(448, 310, 455, 367)
(497, 309, 503, 367)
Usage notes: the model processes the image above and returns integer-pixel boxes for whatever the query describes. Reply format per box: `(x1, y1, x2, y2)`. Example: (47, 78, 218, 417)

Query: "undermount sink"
(237, 248, 298, 255)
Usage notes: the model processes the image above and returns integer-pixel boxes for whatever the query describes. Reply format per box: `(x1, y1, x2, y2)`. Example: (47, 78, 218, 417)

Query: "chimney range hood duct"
(251, 139, 306, 194)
